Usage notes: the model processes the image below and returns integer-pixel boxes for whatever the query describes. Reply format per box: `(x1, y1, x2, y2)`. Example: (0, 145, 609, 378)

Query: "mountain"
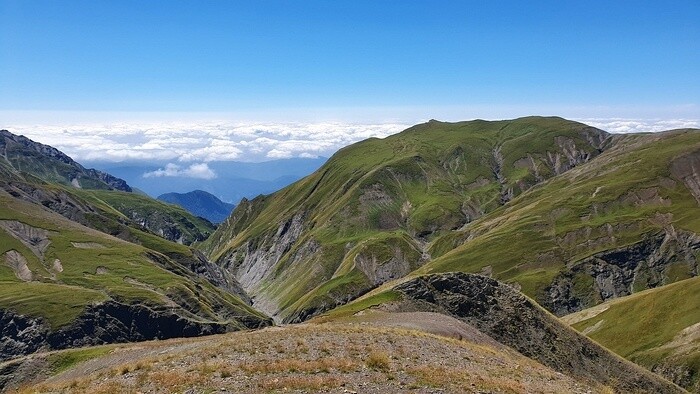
(158, 190, 235, 224)
(3, 274, 682, 393)
(1, 130, 131, 192)
(0, 130, 216, 246)
(200, 116, 615, 321)
(0, 130, 272, 362)
(88, 157, 327, 204)
(0, 120, 694, 393)
(199, 116, 700, 390)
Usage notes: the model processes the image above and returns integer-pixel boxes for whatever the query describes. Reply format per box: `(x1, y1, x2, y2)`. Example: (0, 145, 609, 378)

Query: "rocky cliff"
(391, 273, 683, 393)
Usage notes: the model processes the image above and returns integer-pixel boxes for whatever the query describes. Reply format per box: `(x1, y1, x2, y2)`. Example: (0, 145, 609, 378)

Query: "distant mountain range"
(86, 158, 327, 205)
(158, 190, 235, 224)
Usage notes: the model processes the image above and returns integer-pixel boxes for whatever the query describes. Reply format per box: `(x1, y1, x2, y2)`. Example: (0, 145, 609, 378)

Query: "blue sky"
(1, 0, 698, 122)
(1, 1, 699, 165)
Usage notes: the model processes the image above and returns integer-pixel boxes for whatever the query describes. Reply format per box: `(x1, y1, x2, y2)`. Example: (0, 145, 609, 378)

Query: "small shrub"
(366, 351, 391, 371)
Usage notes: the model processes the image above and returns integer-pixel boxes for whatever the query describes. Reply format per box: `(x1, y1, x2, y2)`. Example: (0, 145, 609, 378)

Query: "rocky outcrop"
(116, 207, 213, 245)
(0, 130, 131, 192)
(544, 230, 700, 315)
(0, 300, 271, 363)
(218, 212, 306, 293)
(188, 250, 253, 305)
(671, 149, 700, 205)
(393, 273, 683, 393)
(3, 251, 33, 281)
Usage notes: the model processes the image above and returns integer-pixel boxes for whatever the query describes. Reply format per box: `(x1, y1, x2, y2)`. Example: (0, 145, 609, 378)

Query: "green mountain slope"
(419, 128, 700, 312)
(201, 117, 620, 321)
(0, 130, 215, 246)
(0, 130, 130, 191)
(563, 276, 700, 392)
(0, 130, 272, 361)
(0, 189, 271, 361)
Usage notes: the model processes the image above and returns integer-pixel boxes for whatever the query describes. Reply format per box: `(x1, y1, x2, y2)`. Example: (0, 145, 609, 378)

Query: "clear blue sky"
(1, 0, 698, 121)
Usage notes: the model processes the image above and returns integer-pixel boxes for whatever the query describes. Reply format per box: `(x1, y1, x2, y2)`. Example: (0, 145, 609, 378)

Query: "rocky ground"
(7, 317, 603, 394)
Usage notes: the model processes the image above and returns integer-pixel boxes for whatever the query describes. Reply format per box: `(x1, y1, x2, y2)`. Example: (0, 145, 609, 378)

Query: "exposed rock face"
(671, 150, 700, 205)
(3, 251, 33, 281)
(217, 212, 307, 307)
(0, 221, 52, 261)
(0, 301, 271, 363)
(544, 230, 700, 315)
(393, 273, 683, 393)
(188, 251, 253, 305)
(0, 129, 131, 192)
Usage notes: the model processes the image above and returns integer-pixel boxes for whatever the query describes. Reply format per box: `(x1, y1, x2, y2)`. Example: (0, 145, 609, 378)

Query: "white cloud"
(3, 121, 408, 163)
(143, 163, 217, 180)
(576, 118, 700, 134)
(3, 118, 697, 164)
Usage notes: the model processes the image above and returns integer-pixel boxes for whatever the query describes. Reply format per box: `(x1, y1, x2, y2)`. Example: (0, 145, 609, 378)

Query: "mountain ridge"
(158, 190, 235, 224)
(0, 130, 272, 363)
(0, 130, 131, 192)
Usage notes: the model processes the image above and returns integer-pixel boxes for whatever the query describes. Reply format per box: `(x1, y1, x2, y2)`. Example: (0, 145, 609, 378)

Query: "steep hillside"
(0, 130, 272, 362)
(563, 276, 700, 392)
(5, 275, 683, 393)
(202, 117, 700, 321)
(158, 190, 235, 224)
(0, 130, 130, 192)
(0, 188, 271, 362)
(0, 130, 215, 246)
(318, 273, 682, 393)
(418, 128, 700, 315)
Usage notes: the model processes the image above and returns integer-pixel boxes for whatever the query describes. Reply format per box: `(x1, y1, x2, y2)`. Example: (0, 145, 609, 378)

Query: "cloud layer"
(577, 118, 700, 134)
(5, 121, 409, 163)
(4, 118, 698, 170)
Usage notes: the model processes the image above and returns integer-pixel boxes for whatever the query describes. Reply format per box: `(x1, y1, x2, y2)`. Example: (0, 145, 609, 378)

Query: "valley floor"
(6, 312, 603, 394)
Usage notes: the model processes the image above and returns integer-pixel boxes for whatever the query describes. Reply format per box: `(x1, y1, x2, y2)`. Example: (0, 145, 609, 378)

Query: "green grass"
(314, 290, 402, 321)
(571, 276, 700, 358)
(568, 276, 700, 390)
(47, 345, 116, 375)
(200, 117, 700, 323)
(0, 188, 266, 330)
(0, 282, 108, 328)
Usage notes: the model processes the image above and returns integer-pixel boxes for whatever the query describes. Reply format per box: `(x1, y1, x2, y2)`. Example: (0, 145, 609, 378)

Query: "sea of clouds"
(4, 118, 698, 179)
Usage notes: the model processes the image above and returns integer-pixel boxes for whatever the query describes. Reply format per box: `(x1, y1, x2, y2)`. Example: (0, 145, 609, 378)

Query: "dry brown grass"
(238, 356, 358, 374)
(144, 370, 207, 391)
(16, 321, 598, 394)
(365, 350, 391, 371)
(409, 365, 528, 393)
(258, 375, 346, 391)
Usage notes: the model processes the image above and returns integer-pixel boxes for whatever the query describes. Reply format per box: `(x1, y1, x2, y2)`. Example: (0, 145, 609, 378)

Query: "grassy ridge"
(0, 190, 265, 329)
(566, 276, 700, 391)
